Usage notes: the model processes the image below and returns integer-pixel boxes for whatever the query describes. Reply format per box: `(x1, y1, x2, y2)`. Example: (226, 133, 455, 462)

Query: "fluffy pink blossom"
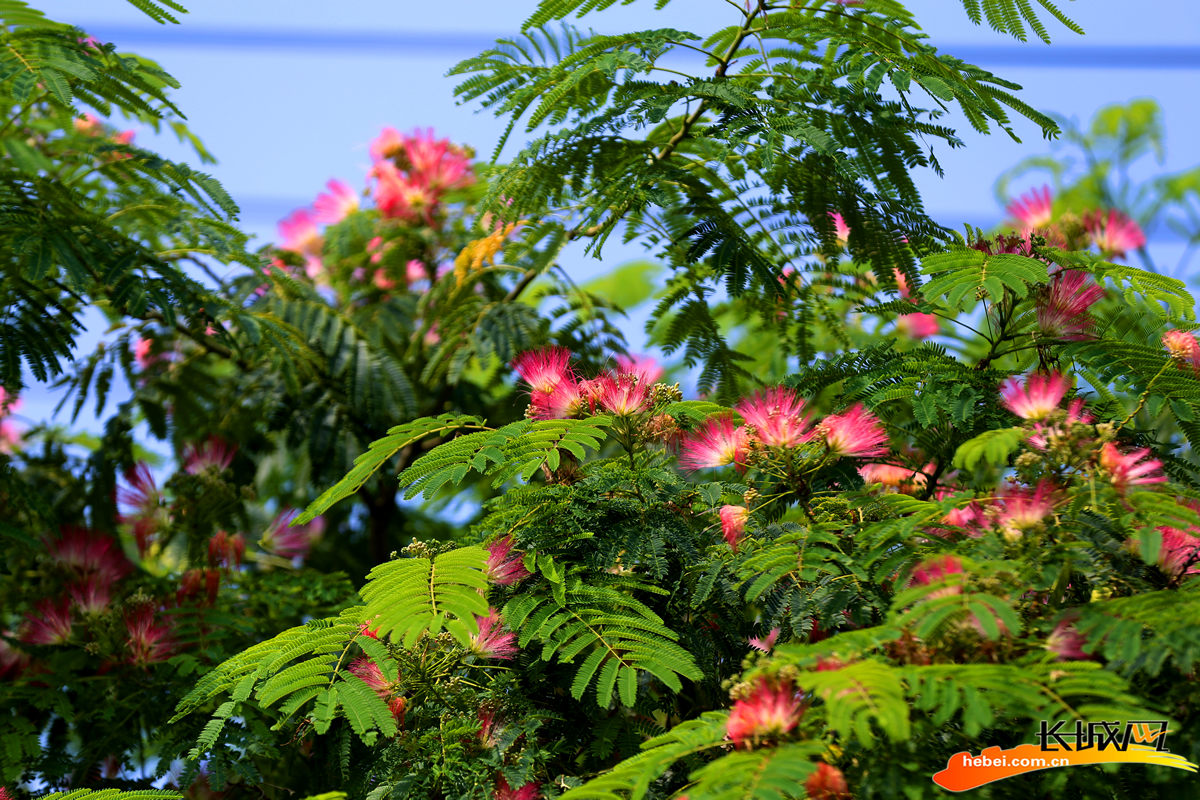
(207, 530, 246, 568)
(373, 269, 397, 290)
(117, 462, 166, 556)
(402, 129, 474, 192)
(726, 678, 803, 747)
(43, 525, 131, 583)
(0, 387, 19, 415)
(1046, 618, 1090, 661)
(1085, 209, 1146, 258)
(484, 535, 532, 586)
(369, 127, 406, 162)
(478, 707, 501, 747)
(125, 606, 176, 666)
(818, 403, 889, 458)
(0, 636, 29, 680)
(679, 416, 749, 470)
(829, 212, 850, 247)
(512, 347, 574, 396)
(895, 312, 939, 340)
(908, 555, 965, 598)
(260, 509, 325, 560)
(735, 387, 813, 448)
(597, 373, 648, 416)
(20, 598, 73, 645)
(470, 609, 518, 660)
(312, 178, 359, 224)
(615, 353, 664, 385)
(999, 372, 1069, 421)
(1155, 526, 1200, 578)
(1027, 397, 1093, 450)
(0, 421, 20, 454)
(748, 627, 780, 653)
(720, 505, 749, 550)
(494, 776, 540, 800)
(134, 337, 155, 369)
(997, 480, 1057, 540)
(69, 576, 113, 615)
(804, 763, 851, 800)
(1006, 185, 1054, 229)
(74, 112, 103, 136)
(278, 208, 323, 259)
(858, 462, 930, 495)
(183, 436, 236, 475)
(349, 657, 406, 722)
(1036, 270, 1106, 341)
(1163, 330, 1200, 375)
(372, 161, 438, 223)
(1100, 443, 1166, 494)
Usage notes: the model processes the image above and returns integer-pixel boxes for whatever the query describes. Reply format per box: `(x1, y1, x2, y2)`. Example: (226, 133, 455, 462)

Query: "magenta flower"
(207, 530, 246, 568)
(1046, 618, 1090, 661)
(0, 387, 20, 415)
(735, 387, 813, 448)
(1099, 443, 1166, 494)
(470, 609, 519, 660)
(1036, 270, 1106, 341)
(1155, 526, 1200, 579)
(494, 776, 540, 800)
(372, 161, 438, 223)
(348, 656, 406, 722)
(1085, 209, 1146, 258)
(369, 126, 406, 162)
(829, 212, 851, 247)
(260, 509, 325, 560)
(74, 112, 103, 136)
(512, 347, 574, 396)
(615, 353, 664, 385)
(908, 554, 965, 598)
(1027, 397, 1093, 450)
(278, 208, 323, 259)
(20, 598, 73, 645)
(1006, 185, 1054, 229)
(312, 178, 360, 224)
(117, 462, 167, 556)
(43, 525, 132, 583)
(679, 416, 749, 471)
(182, 436, 236, 475)
(895, 312, 939, 340)
(1163, 330, 1200, 375)
(134, 336, 155, 370)
(999, 372, 1069, 421)
(858, 462, 929, 495)
(805, 763, 851, 800)
(125, 606, 177, 667)
(402, 129, 475, 192)
(597, 373, 649, 416)
(818, 403, 889, 458)
(719, 505, 749, 551)
(531, 378, 590, 420)
(484, 535, 532, 586)
(726, 678, 803, 747)
(748, 627, 780, 653)
(478, 708, 501, 747)
(997, 480, 1057, 535)
(69, 576, 113, 615)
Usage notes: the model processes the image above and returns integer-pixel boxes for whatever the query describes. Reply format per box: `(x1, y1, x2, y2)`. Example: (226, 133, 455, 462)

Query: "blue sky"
(16, 0, 1200, 434)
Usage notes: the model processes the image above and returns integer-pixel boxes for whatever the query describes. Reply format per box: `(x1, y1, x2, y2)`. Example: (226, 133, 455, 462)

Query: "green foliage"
(361, 547, 490, 647)
(952, 427, 1026, 469)
(920, 249, 1048, 312)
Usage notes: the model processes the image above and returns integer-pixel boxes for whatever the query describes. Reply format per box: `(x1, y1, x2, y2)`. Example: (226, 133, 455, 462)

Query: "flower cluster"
(0, 387, 21, 453)
(1005, 185, 1146, 259)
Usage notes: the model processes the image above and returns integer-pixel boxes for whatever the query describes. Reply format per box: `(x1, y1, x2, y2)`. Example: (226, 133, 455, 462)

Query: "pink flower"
(373, 161, 438, 223)
(277, 208, 323, 258)
(1163, 330, 1200, 375)
(494, 777, 540, 800)
(183, 436, 236, 475)
(74, 112, 103, 136)
(125, 606, 176, 666)
(748, 627, 779, 653)
(117, 462, 166, 556)
(1027, 397, 1093, 450)
(895, 312, 939, 340)
(1085, 209, 1146, 258)
(1006, 185, 1054, 229)
(134, 337, 155, 369)
(614, 353, 664, 385)
(0, 387, 20, 415)
(69, 576, 113, 615)
(1155, 526, 1200, 578)
(43, 525, 131, 583)
(369, 127, 406, 162)
(312, 178, 359, 224)
(726, 678, 803, 747)
(720, 505, 749, 550)
(1046, 618, 1090, 661)
(999, 372, 1069, 421)
(996, 480, 1057, 540)
(207, 530, 246, 568)
(597, 373, 648, 416)
(829, 212, 850, 247)
(908, 555, 965, 598)
(478, 707, 501, 747)
(20, 598, 73, 645)
(402, 129, 474, 192)
(484, 535, 532, 586)
(818, 404, 889, 458)
(512, 347, 574, 396)
(1099, 443, 1166, 494)
(0, 636, 29, 680)
(1036, 270, 1106, 341)
(858, 463, 930, 495)
(679, 416, 749, 470)
(804, 763, 851, 800)
(260, 509, 326, 560)
(373, 269, 397, 290)
(531, 378, 589, 420)
(470, 609, 518, 660)
(349, 656, 406, 722)
(940, 502, 987, 537)
(0, 421, 20, 454)
(735, 387, 813, 448)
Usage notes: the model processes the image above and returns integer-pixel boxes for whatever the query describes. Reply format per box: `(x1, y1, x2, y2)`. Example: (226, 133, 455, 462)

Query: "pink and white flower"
(1155, 526, 1200, 579)
(349, 656, 406, 722)
(512, 347, 574, 396)
(679, 416, 749, 471)
(1046, 617, 1090, 661)
(1036, 271, 1106, 341)
(999, 372, 1069, 421)
(372, 161, 438, 223)
(858, 462, 930, 495)
(597, 373, 649, 416)
(312, 178, 360, 224)
(125, 606, 177, 666)
(614, 353, 664, 385)
(996, 480, 1058, 540)
(1085, 209, 1146, 258)
(829, 212, 851, 247)
(69, 576, 113, 615)
(726, 678, 803, 747)
(369, 127, 406, 162)
(470, 609, 519, 660)
(117, 462, 168, 556)
(1099, 443, 1166, 494)
(895, 312, 939, 340)
(183, 436, 236, 475)
(1163, 330, 1200, 375)
(20, 598, 73, 645)
(1027, 398, 1093, 450)
(720, 505, 749, 551)
(748, 627, 780, 653)
(484, 535, 532, 586)
(818, 403, 889, 458)
(494, 777, 540, 800)
(260, 509, 326, 560)
(1006, 185, 1054, 229)
(43, 525, 131, 583)
(735, 387, 813, 448)
(908, 555, 965, 598)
